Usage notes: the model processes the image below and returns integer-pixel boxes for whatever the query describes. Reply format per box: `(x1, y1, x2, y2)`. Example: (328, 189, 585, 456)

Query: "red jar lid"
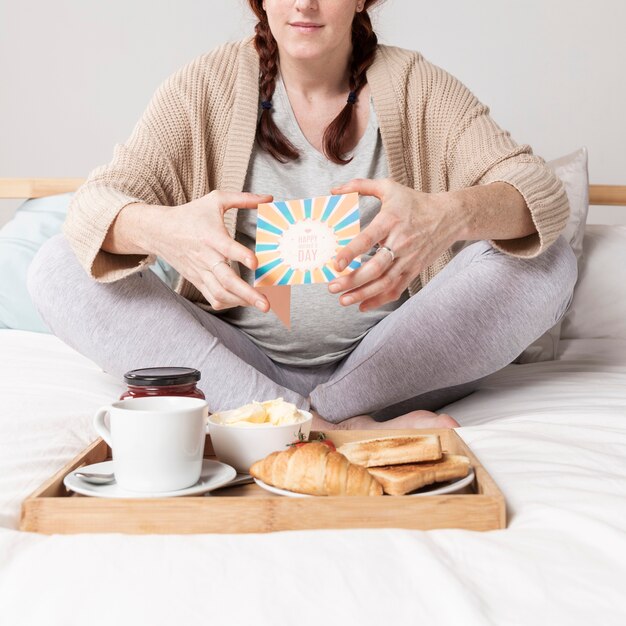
(123, 367, 201, 387)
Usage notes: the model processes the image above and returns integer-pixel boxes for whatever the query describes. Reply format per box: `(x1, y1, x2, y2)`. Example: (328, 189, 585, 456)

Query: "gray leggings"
(27, 233, 578, 423)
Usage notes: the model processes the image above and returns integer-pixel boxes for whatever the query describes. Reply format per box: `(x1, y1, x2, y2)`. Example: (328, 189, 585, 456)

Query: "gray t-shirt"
(213, 72, 409, 366)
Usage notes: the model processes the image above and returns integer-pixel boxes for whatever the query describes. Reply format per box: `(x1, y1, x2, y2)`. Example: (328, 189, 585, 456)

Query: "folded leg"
(27, 233, 322, 412)
(309, 235, 578, 423)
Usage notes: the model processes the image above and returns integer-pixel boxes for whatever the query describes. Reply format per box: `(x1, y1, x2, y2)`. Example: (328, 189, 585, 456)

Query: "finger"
(210, 261, 269, 311)
(330, 177, 387, 198)
(209, 229, 259, 271)
(333, 213, 390, 273)
(339, 267, 406, 309)
(201, 270, 266, 311)
(209, 193, 272, 271)
(177, 267, 223, 309)
(215, 191, 273, 212)
(359, 287, 406, 312)
(330, 248, 393, 297)
(200, 270, 246, 310)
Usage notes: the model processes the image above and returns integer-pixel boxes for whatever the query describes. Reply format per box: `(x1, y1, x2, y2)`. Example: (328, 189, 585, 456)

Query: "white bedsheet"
(0, 329, 625, 625)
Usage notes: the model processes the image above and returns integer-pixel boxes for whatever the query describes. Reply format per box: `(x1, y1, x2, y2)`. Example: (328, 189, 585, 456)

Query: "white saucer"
(253, 467, 475, 498)
(64, 459, 237, 498)
(404, 468, 475, 496)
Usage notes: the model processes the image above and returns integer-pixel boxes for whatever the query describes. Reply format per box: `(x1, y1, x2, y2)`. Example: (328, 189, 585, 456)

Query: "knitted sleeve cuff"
(477, 160, 570, 259)
(62, 184, 157, 283)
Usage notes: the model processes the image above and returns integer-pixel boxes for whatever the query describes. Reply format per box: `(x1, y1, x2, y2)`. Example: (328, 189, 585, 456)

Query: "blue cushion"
(0, 192, 178, 333)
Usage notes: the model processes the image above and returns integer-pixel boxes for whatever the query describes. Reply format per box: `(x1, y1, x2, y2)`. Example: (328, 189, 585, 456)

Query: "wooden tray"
(20, 429, 506, 534)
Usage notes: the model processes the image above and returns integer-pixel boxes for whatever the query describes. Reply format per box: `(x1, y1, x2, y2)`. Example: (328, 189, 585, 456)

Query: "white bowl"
(207, 410, 313, 473)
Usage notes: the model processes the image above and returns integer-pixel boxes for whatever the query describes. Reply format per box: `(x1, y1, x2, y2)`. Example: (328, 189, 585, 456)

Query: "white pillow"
(513, 146, 589, 364)
(561, 224, 626, 340)
(548, 146, 590, 268)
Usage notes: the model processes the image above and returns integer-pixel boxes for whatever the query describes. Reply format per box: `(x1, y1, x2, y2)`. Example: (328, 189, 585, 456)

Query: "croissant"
(250, 442, 383, 496)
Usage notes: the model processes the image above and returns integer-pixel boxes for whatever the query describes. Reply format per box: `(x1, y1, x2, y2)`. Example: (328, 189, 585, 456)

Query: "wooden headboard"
(0, 178, 625, 206)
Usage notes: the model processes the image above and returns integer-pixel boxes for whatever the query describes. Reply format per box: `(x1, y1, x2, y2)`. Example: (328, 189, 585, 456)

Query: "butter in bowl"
(207, 398, 312, 472)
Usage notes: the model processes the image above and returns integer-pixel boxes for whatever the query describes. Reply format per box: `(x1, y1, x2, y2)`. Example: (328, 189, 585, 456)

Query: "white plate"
(64, 459, 237, 498)
(253, 467, 475, 497)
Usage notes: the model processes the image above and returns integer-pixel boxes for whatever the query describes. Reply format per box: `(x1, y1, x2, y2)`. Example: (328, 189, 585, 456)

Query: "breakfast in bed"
(23, 392, 498, 534)
(61, 395, 472, 499)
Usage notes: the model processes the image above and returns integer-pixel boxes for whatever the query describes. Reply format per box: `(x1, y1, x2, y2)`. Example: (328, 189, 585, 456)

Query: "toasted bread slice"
(367, 454, 471, 495)
(337, 434, 442, 468)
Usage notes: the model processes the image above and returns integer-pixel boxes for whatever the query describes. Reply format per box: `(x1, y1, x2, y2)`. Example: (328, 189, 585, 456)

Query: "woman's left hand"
(328, 178, 466, 311)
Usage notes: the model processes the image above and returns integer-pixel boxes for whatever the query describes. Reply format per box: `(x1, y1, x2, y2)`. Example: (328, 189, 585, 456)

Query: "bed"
(1, 178, 625, 625)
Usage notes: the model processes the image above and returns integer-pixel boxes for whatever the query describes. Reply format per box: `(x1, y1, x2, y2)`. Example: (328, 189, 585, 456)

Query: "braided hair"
(247, 1, 381, 165)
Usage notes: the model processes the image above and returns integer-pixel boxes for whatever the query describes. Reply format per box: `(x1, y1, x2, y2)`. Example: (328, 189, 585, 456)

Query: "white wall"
(1, 0, 625, 227)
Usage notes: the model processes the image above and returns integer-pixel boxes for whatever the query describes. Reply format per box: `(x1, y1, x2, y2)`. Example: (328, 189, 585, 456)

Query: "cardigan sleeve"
(443, 76, 569, 259)
(62, 71, 191, 283)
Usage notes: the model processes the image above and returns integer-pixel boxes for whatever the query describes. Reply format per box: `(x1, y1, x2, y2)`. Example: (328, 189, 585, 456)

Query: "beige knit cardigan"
(63, 34, 569, 309)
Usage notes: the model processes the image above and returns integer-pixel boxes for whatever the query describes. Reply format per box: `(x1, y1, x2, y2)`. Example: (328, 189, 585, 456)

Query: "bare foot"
(369, 410, 459, 429)
(309, 408, 459, 431)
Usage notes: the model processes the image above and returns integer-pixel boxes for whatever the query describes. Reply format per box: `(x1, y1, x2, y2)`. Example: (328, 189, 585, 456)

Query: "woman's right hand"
(150, 190, 274, 311)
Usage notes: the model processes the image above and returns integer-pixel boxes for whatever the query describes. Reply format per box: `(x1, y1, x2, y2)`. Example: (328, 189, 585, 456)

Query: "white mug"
(93, 396, 209, 493)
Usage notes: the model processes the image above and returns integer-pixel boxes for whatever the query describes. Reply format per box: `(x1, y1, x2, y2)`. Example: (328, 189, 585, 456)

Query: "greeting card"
(254, 192, 361, 327)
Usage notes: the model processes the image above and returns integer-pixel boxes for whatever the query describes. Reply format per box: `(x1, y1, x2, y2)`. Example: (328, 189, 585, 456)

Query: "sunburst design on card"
(254, 192, 361, 287)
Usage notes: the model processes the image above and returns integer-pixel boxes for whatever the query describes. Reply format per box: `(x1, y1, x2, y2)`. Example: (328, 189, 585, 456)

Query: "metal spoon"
(75, 471, 116, 485)
(74, 471, 252, 489)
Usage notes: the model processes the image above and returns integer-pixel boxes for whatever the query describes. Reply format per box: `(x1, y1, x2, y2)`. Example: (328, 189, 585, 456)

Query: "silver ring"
(375, 244, 395, 263)
(208, 259, 228, 273)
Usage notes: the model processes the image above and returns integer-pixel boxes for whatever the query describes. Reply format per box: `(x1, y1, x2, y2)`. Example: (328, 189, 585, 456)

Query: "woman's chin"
(279, 40, 330, 61)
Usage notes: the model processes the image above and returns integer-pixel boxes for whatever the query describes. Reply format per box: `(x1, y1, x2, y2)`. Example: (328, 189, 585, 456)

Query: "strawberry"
(288, 429, 336, 451)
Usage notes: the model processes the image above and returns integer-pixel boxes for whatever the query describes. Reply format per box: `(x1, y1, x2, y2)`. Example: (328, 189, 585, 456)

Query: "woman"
(28, 0, 577, 431)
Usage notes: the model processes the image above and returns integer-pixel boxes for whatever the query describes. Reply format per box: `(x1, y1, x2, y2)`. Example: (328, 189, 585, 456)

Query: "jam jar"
(120, 367, 205, 400)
